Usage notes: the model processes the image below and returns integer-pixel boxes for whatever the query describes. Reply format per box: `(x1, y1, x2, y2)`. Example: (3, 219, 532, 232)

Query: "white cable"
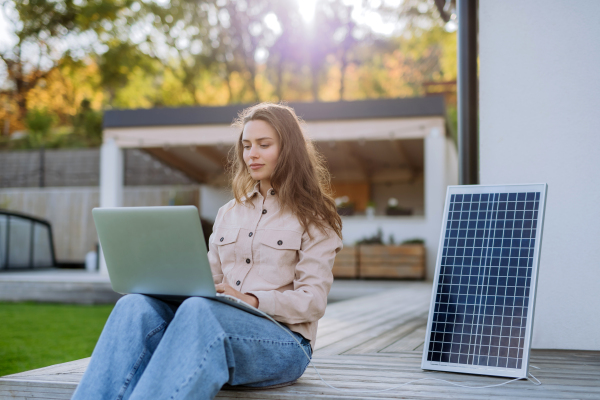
(527, 373, 542, 385)
(255, 308, 542, 393)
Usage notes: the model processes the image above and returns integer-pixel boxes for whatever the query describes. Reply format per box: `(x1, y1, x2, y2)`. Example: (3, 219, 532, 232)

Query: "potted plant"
(385, 197, 413, 216)
(365, 200, 376, 218)
(335, 196, 355, 216)
(355, 228, 384, 246)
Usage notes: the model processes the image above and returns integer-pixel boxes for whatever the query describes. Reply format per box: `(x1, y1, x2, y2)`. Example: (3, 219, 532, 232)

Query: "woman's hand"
(215, 282, 259, 308)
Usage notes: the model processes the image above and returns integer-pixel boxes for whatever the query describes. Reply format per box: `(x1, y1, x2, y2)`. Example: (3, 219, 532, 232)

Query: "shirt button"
(236, 280, 241, 286)
(249, 232, 253, 237)
(262, 209, 267, 214)
(277, 240, 283, 245)
(246, 258, 251, 264)
(220, 237, 224, 242)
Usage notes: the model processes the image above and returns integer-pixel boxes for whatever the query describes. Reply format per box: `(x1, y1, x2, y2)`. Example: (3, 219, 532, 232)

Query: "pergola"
(100, 96, 456, 277)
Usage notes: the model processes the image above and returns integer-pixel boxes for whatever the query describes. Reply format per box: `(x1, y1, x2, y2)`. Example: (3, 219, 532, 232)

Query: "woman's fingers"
(216, 283, 249, 302)
(215, 283, 239, 297)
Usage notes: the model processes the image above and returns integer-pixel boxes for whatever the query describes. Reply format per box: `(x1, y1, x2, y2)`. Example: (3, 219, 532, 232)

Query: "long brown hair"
(229, 102, 342, 240)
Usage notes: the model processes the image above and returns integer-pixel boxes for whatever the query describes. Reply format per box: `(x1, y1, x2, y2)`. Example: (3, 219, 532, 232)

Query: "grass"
(0, 302, 114, 377)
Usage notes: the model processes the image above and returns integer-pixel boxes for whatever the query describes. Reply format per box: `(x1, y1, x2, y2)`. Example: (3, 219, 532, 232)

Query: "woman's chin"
(250, 173, 266, 181)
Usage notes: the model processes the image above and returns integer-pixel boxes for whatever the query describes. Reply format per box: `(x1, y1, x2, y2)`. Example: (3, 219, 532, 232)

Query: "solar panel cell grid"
(426, 191, 541, 372)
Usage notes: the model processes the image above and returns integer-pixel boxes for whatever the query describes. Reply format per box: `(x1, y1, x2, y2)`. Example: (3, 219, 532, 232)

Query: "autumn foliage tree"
(0, 0, 458, 142)
(0, 0, 137, 127)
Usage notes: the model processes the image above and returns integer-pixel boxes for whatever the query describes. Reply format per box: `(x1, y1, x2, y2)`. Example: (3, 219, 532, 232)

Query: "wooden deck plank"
(315, 296, 430, 355)
(318, 283, 431, 323)
(315, 284, 432, 353)
(380, 326, 428, 353)
(342, 316, 427, 355)
(2, 284, 600, 400)
(6, 352, 596, 400)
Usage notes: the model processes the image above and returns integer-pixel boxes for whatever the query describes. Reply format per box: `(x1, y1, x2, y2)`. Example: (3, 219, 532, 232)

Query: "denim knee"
(114, 294, 175, 322)
(177, 296, 215, 315)
(115, 293, 149, 311)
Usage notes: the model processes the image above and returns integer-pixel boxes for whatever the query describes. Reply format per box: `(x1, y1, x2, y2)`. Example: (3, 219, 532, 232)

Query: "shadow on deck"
(2, 282, 599, 399)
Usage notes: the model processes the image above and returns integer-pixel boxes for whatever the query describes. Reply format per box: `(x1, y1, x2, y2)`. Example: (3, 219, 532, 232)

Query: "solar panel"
(422, 184, 547, 379)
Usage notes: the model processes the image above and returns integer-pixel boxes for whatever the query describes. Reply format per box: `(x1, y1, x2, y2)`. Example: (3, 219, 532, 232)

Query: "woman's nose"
(248, 145, 258, 158)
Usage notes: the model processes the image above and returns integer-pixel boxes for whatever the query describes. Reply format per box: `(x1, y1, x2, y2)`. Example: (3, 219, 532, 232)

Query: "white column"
(199, 184, 233, 222)
(98, 138, 124, 275)
(423, 127, 446, 280)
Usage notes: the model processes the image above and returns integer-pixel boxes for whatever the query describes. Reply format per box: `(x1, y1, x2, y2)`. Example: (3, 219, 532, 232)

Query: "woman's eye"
(243, 145, 250, 150)
(260, 144, 269, 148)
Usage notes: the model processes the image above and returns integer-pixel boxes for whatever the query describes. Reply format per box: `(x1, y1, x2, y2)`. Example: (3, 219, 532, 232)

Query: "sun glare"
(298, 0, 317, 23)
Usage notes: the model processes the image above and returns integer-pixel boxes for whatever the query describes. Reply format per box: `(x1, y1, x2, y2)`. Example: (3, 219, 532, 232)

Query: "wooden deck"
(2, 282, 599, 399)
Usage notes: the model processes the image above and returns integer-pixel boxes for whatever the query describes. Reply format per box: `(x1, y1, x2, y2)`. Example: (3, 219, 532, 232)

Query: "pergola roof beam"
(194, 146, 229, 169)
(145, 148, 207, 183)
(104, 117, 444, 148)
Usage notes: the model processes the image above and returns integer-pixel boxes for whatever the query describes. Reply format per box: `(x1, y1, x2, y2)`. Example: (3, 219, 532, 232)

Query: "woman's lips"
(250, 164, 264, 170)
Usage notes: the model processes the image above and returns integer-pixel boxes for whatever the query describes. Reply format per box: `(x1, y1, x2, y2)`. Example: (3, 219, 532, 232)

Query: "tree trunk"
(339, 51, 348, 101)
(16, 95, 27, 125)
(311, 66, 319, 101)
(276, 57, 283, 101)
(246, 63, 259, 102)
(223, 63, 234, 103)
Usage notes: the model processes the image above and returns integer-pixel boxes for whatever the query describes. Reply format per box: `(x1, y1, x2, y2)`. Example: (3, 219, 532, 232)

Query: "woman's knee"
(113, 294, 175, 327)
(115, 293, 151, 309)
(177, 296, 217, 316)
(115, 294, 171, 316)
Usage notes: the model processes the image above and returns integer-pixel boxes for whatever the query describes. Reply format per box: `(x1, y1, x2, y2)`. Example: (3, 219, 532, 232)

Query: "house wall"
(479, 0, 600, 350)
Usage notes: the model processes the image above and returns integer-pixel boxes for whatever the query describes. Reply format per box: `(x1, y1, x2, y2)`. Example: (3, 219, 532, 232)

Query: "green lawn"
(0, 302, 114, 377)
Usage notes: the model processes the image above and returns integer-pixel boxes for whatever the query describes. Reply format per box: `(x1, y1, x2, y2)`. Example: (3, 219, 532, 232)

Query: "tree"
(97, 40, 157, 104)
(73, 98, 102, 140)
(0, 0, 458, 138)
(24, 107, 55, 146)
(0, 0, 134, 124)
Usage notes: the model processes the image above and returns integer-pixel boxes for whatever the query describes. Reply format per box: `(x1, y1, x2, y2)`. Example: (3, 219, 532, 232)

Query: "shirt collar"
(246, 181, 260, 199)
(246, 181, 276, 199)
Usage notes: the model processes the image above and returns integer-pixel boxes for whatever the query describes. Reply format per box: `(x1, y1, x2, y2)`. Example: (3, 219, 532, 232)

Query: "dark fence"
(0, 148, 195, 188)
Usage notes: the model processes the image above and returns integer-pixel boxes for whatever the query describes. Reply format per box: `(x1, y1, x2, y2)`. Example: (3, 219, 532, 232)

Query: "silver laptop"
(92, 206, 264, 317)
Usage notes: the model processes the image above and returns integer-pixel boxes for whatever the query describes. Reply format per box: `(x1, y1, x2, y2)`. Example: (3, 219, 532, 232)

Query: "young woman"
(72, 102, 343, 400)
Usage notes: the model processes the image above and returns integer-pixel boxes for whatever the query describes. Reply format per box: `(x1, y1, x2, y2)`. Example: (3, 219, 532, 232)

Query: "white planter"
(366, 206, 375, 219)
(85, 251, 98, 272)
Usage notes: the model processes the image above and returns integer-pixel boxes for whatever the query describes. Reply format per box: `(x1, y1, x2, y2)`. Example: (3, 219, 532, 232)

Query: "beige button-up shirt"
(207, 182, 343, 349)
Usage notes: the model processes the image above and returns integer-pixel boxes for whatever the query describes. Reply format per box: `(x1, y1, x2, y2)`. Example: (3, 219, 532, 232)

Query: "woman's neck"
(258, 180, 272, 200)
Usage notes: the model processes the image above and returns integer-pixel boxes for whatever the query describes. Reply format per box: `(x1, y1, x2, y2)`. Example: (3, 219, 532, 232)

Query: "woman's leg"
(71, 294, 177, 400)
(128, 297, 312, 400)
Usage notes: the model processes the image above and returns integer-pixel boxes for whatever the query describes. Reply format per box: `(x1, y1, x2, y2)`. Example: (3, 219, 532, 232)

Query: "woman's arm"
(207, 231, 224, 285)
(246, 225, 343, 325)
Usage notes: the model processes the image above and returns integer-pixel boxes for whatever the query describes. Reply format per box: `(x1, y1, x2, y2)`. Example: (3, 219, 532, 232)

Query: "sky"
(0, 8, 10, 86)
(0, 7, 14, 47)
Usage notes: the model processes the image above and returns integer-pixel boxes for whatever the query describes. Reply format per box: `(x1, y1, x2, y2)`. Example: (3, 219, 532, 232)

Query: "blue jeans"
(71, 294, 312, 400)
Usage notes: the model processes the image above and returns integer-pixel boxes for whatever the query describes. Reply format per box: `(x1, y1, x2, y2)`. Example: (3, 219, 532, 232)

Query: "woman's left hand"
(215, 282, 259, 308)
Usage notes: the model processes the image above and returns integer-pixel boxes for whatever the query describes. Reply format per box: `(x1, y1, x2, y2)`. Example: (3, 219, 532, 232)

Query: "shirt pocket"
(258, 229, 302, 286)
(212, 227, 240, 276)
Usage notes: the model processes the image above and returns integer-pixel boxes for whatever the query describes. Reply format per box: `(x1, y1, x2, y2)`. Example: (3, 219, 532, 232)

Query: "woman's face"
(242, 119, 281, 184)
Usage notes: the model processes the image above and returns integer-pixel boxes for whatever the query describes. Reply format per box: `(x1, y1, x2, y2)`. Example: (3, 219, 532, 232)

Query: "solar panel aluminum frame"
(421, 183, 548, 379)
